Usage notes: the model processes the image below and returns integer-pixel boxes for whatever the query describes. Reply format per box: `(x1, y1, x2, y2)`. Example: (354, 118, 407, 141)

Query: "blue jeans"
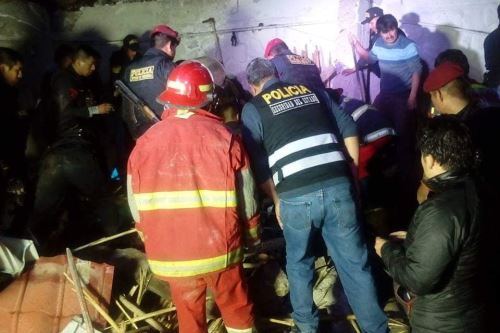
(281, 178, 388, 333)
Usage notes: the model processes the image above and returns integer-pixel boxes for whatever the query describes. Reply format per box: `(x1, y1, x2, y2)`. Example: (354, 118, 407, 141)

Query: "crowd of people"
(1, 4, 500, 333)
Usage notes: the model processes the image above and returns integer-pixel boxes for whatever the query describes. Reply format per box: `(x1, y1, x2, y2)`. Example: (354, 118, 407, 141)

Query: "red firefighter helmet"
(157, 61, 214, 109)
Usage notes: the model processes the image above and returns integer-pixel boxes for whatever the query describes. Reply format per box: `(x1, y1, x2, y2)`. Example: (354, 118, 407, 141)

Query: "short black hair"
(246, 58, 275, 86)
(376, 14, 398, 33)
(435, 49, 470, 76)
(74, 44, 100, 61)
(417, 115, 474, 172)
(0, 47, 23, 67)
(270, 42, 290, 57)
(54, 44, 75, 66)
(153, 33, 179, 49)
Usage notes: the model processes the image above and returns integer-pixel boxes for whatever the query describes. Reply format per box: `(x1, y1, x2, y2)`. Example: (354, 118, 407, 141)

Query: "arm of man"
(405, 43, 423, 110)
(241, 103, 283, 228)
(231, 135, 261, 247)
(349, 34, 371, 62)
(381, 204, 459, 295)
(408, 71, 421, 110)
(53, 75, 112, 118)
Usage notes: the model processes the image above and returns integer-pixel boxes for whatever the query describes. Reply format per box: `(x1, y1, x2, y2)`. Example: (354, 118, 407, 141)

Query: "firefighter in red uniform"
(127, 61, 260, 333)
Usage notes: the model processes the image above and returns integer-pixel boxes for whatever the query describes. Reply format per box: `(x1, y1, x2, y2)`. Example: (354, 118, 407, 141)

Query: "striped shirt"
(369, 34, 422, 93)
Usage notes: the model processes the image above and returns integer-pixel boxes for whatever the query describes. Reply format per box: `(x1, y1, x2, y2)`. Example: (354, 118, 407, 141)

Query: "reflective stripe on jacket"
(127, 108, 260, 278)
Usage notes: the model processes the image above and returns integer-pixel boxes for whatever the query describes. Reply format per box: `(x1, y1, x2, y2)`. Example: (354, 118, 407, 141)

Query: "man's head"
(417, 116, 473, 179)
(434, 49, 470, 77)
(151, 24, 180, 59)
(245, 58, 276, 96)
(72, 45, 99, 77)
(123, 34, 140, 60)
(424, 62, 468, 115)
(264, 38, 290, 59)
(157, 61, 214, 110)
(54, 44, 75, 69)
(362, 7, 384, 34)
(0, 47, 23, 87)
(376, 14, 399, 44)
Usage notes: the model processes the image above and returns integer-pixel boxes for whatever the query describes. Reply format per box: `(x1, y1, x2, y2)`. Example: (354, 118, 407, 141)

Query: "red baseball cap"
(150, 24, 180, 43)
(264, 38, 286, 58)
(423, 62, 465, 93)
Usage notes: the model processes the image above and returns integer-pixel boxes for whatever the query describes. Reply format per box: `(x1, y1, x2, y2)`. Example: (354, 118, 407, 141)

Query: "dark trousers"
(29, 145, 114, 251)
(374, 91, 419, 228)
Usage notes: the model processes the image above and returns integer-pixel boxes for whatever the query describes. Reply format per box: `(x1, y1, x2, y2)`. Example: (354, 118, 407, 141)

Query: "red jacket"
(128, 108, 260, 279)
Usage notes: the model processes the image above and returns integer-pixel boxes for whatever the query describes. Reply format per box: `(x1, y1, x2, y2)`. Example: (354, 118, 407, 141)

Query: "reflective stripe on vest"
(246, 224, 260, 240)
(364, 127, 396, 143)
(134, 190, 237, 211)
(351, 104, 372, 121)
(268, 133, 338, 168)
(272, 151, 345, 185)
(148, 247, 243, 277)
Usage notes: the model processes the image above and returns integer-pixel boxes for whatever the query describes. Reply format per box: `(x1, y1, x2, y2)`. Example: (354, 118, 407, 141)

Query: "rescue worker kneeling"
(127, 61, 260, 333)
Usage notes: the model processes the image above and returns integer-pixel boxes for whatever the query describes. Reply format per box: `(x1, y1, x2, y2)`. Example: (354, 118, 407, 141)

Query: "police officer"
(110, 34, 141, 84)
(123, 24, 180, 118)
(264, 38, 324, 91)
(241, 58, 389, 333)
(29, 45, 114, 254)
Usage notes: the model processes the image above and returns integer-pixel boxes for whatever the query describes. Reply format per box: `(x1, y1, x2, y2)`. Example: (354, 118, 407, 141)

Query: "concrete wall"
(53, 0, 499, 99)
(1, 0, 498, 99)
(0, 0, 52, 102)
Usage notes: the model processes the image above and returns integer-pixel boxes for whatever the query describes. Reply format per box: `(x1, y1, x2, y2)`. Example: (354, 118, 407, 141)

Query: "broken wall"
(53, 0, 499, 98)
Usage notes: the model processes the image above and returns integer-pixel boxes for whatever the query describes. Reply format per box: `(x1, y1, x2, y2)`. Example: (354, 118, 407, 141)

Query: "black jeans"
(29, 145, 114, 250)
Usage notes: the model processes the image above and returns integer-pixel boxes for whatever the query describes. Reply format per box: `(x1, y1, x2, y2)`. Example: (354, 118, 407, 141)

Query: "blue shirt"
(369, 34, 422, 93)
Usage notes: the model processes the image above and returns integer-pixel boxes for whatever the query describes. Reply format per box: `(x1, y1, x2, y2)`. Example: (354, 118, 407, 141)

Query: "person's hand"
(348, 32, 358, 47)
(374, 237, 387, 257)
(417, 181, 430, 204)
(342, 68, 356, 76)
(407, 95, 417, 110)
(97, 103, 113, 114)
(389, 231, 407, 241)
(274, 201, 283, 230)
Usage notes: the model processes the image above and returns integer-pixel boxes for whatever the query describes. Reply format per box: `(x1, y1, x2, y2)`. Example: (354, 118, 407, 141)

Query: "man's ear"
(0, 64, 7, 75)
(437, 89, 444, 103)
(422, 154, 435, 170)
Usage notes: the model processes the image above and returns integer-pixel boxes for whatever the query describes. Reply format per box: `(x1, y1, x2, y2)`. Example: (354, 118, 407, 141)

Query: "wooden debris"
(118, 295, 167, 332)
(66, 248, 94, 333)
(64, 273, 121, 332)
(268, 317, 294, 327)
(73, 229, 138, 252)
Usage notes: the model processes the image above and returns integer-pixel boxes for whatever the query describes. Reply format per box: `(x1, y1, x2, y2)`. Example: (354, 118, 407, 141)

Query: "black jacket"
(382, 172, 483, 333)
(50, 67, 99, 147)
(123, 48, 174, 117)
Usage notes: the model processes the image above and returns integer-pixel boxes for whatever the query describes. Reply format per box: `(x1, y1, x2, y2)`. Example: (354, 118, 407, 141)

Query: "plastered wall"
(1, 0, 498, 99)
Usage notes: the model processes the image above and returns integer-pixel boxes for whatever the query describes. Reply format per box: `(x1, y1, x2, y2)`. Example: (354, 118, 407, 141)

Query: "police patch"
(130, 66, 154, 82)
(286, 54, 315, 65)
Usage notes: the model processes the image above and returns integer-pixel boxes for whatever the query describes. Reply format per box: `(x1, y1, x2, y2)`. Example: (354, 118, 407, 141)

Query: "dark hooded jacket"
(381, 171, 484, 333)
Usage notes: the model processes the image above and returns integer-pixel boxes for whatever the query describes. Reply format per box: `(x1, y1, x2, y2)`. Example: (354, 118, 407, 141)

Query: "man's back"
(384, 175, 482, 332)
(123, 48, 175, 117)
(129, 109, 247, 278)
(271, 52, 324, 91)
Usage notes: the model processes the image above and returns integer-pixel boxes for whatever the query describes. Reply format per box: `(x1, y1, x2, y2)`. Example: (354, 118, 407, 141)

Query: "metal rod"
(66, 248, 94, 333)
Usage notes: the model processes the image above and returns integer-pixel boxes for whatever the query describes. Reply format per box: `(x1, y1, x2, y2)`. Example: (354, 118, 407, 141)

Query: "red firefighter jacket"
(127, 108, 260, 279)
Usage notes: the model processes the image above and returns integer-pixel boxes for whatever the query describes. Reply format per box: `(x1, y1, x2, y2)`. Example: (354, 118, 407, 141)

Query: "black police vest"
(251, 81, 349, 193)
(271, 53, 324, 91)
(124, 48, 174, 117)
(341, 97, 395, 144)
